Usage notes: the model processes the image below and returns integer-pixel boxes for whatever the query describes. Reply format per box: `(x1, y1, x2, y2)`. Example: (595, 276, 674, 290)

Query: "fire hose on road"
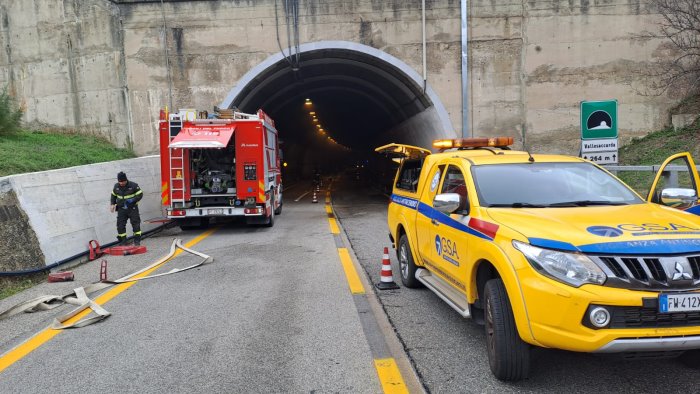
(0, 238, 213, 329)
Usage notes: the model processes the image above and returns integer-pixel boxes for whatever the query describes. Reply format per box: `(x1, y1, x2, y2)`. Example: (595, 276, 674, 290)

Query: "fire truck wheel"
(274, 200, 282, 215)
(177, 218, 201, 231)
(264, 196, 275, 227)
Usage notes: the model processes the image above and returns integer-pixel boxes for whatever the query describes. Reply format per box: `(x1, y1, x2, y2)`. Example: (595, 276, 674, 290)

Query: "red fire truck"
(159, 108, 282, 228)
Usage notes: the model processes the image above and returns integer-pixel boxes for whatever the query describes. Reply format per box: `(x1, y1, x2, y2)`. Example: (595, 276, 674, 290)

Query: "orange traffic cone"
(376, 247, 399, 290)
(312, 191, 318, 203)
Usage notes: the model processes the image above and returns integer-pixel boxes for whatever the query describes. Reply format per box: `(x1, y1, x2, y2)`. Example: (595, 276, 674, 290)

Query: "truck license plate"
(208, 208, 224, 215)
(659, 293, 700, 313)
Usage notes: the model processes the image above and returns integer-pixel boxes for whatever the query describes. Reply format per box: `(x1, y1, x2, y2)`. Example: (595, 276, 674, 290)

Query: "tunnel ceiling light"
(316, 124, 321, 128)
(310, 112, 316, 115)
(313, 119, 318, 122)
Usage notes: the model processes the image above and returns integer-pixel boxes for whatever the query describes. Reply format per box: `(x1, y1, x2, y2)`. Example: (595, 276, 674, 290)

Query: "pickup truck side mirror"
(433, 193, 461, 214)
(660, 187, 698, 209)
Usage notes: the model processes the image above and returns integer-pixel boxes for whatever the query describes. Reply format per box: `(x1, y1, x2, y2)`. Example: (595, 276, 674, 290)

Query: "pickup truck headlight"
(512, 240, 606, 287)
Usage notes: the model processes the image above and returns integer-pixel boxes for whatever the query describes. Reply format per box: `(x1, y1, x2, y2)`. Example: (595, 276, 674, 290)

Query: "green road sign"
(580, 100, 617, 140)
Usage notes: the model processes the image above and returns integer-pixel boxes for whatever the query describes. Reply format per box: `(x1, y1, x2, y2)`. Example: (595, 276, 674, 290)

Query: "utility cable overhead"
(275, 0, 301, 71)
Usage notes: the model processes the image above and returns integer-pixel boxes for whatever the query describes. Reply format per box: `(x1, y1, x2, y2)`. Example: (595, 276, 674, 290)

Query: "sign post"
(580, 100, 618, 164)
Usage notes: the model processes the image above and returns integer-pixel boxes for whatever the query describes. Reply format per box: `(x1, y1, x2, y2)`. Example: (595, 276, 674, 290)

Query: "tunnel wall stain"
(0, 0, 680, 156)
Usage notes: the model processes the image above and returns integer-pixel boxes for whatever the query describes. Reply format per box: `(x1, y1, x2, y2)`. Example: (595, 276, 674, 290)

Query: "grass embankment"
(616, 120, 700, 197)
(0, 131, 135, 177)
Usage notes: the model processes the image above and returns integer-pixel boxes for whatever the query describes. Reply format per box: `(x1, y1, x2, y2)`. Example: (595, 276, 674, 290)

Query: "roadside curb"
(327, 186, 426, 394)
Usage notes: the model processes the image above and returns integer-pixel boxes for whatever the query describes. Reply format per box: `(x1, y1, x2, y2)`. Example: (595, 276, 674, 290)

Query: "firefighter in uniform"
(110, 172, 143, 245)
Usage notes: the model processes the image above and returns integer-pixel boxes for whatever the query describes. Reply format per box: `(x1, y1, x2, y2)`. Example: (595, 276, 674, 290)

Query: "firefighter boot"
(117, 235, 126, 245)
(134, 235, 141, 246)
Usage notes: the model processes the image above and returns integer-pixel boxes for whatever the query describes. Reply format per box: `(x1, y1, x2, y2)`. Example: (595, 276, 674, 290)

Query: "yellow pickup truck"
(377, 138, 700, 381)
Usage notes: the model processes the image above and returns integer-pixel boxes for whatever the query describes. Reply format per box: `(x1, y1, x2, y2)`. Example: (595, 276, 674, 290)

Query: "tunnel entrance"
(220, 41, 453, 180)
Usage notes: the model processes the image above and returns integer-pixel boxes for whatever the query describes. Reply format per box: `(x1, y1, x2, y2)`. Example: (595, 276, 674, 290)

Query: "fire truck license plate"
(659, 293, 700, 313)
(208, 209, 224, 215)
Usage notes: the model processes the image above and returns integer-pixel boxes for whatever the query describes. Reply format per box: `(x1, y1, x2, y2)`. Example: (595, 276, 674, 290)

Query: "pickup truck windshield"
(472, 162, 643, 207)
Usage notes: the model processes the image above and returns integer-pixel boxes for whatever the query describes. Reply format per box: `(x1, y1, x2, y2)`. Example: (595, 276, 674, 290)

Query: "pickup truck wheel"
(398, 235, 420, 288)
(484, 278, 530, 381)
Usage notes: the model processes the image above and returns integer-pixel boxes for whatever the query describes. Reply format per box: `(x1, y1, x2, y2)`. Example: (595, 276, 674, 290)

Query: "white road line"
(294, 191, 311, 202)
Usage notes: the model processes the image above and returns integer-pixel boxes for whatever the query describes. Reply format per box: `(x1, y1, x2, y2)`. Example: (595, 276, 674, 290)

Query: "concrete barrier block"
(1, 156, 163, 270)
(672, 114, 698, 131)
(43, 228, 98, 265)
(81, 179, 118, 204)
(43, 206, 93, 238)
(16, 181, 85, 212)
(75, 163, 114, 181)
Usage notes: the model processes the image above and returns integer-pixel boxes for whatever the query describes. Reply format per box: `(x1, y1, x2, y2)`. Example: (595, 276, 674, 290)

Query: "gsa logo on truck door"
(587, 223, 700, 237)
(435, 234, 460, 266)
(587, 226, 623, 237)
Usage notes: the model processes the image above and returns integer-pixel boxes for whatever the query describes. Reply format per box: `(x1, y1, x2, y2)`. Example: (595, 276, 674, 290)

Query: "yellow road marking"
(337, 248, 365, 294)
(0, 227, 218, 374)
(328, 217, 340, 234)
(374, 358, 409, 394)
(325, 190, 408, 392)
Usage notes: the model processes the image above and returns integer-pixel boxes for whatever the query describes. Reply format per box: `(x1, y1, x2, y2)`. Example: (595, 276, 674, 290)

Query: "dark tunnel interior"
(227, 48, 434, 181)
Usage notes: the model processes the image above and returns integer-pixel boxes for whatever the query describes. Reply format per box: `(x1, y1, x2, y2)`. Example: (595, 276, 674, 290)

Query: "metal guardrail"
(602, 165, 700, 191)
(603, 165, 700, 172)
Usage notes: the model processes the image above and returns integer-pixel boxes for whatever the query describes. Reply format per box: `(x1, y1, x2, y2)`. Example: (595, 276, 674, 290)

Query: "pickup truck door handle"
(431, 219, 439, 226)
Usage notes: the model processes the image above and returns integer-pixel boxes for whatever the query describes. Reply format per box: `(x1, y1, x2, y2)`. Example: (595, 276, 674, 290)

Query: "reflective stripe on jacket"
(111, 181, 143, 206)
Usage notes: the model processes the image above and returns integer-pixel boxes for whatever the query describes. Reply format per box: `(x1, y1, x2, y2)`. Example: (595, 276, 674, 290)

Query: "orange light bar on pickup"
(433, 137, 514, 151)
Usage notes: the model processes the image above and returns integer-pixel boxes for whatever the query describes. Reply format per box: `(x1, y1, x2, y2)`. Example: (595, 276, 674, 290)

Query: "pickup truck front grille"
(592, 255, 700, 291)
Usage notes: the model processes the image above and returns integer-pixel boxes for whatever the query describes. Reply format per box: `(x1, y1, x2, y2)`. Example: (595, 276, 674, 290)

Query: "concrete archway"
(220, 41, 455, 177)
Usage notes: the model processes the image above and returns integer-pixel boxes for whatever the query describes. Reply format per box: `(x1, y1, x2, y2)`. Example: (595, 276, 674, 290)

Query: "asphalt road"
(0, 184, 398, 393)
(331, 171, 700, 394)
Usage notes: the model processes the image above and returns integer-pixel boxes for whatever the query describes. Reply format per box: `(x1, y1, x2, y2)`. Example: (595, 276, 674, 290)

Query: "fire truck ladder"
(169, 116, 186, 207)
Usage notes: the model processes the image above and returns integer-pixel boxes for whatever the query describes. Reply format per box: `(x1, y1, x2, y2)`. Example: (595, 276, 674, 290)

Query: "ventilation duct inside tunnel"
(220, 41, 453, 179)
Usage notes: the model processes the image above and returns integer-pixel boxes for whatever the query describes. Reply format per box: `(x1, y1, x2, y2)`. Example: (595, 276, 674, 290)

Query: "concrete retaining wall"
(0, 156, 162, 272)
(672, 114, 698, 131)
(0, 0, 682, 157)
(381, 106, 455, 151)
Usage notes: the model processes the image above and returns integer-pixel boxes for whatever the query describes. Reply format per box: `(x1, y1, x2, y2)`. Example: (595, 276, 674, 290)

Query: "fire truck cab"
(159, 108, 282, 228)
